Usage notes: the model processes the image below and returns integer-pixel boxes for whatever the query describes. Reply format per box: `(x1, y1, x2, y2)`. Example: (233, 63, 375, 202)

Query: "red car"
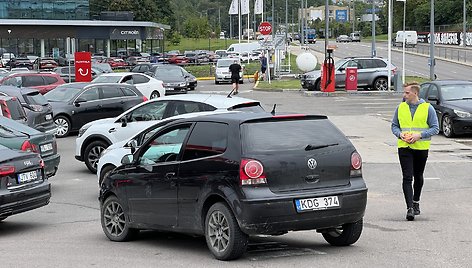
(167, 55, 189, 65)
(0, 72, 65, 94)
(33, 57, 58, 70)
(103, 58, 128, 69)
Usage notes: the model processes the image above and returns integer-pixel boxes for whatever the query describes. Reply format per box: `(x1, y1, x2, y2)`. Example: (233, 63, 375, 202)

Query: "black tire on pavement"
(101, 195, 138, 242)
(54, 115, 71, 138)
(84, 140, 109, 174)
(205, 202, 248, 261)
(442, 115, 455, 138)
(99, 164, 116, 185)
(315, 79, 321, 91)
(215, 80, 219, 84)
(150, 91, 160, 99)
(322, 218, 363, 246)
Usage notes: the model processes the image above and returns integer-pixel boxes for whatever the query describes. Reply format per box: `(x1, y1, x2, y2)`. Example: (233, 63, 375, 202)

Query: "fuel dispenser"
(321, 48, 335, 92)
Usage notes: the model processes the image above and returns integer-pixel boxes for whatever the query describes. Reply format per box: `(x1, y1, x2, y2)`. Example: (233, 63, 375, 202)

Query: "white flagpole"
(239, 0, 241, 43)
(262, 0, 264, 21)
(248, 7, 250, 42)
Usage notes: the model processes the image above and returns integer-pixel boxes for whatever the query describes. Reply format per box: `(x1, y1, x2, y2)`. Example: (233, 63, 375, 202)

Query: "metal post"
(272, 0, 275, 39)
(463, 0, 467, 47)
(430, 0, 435, 80)
(402, 0, 406, 84)
(387, 0, 392, 90)
(371, 0, 376, 57)
(300, 0, 304, 45)
(352, 1, 355, 32)
(325, 0, 329, 60)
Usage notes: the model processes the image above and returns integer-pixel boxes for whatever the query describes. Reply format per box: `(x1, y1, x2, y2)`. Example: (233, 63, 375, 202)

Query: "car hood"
(82, 118, 116, 129)
(442, 99, 472, 112)
(304, 70, 321, 77)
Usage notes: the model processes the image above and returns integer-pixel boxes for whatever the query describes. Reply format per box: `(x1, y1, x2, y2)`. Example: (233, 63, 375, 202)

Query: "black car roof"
(170, 112, 328, 125)
(423, 80, 472, 86)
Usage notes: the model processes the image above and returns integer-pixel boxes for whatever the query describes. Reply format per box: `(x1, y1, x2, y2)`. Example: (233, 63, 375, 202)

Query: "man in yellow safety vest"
(391, 82, 439, 221)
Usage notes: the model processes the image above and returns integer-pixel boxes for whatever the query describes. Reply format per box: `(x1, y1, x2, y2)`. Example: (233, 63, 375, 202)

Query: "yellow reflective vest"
(397, 102, 431, 150)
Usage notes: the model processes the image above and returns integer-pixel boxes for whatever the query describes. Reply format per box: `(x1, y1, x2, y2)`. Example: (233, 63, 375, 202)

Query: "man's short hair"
(404, 81, 420, 93)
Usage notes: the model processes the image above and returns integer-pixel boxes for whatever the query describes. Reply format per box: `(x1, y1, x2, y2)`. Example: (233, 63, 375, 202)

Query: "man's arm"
(421, 105, 440, 139)
(391, 106, 402, 138)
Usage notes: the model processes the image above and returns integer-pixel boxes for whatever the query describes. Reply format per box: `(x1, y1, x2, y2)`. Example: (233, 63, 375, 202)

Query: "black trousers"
(398, 147, 429, 209)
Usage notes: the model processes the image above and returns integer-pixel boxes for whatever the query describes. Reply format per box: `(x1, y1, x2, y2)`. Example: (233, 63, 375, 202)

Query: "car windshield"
(217, 59, 235, 68)
(155, 68, 183, 79)
(93, 76, 121, 83)
(441, 84, 472, 101)
(335, 59, 347, 69)
(45, 85, 82, 102)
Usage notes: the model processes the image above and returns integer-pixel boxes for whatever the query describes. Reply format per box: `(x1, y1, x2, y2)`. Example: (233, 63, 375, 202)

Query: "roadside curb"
(197, 74, 254, 81)
(302, 90, 403, 97)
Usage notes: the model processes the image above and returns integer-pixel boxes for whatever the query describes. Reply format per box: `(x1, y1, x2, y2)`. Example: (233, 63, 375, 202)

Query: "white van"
(349, 32, 361, 42)
(226, 42, 261, 54)
(394, 31, 418, 47)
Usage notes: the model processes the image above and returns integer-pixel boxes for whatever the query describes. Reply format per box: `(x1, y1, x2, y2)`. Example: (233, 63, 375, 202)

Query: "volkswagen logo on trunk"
(307, 158, 317, 170)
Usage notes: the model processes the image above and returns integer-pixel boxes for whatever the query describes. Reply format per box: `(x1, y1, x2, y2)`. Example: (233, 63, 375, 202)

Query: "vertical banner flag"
(229, 0, 238, 14)
(254, 0, 263, 14)
(241, 0, 249, 15)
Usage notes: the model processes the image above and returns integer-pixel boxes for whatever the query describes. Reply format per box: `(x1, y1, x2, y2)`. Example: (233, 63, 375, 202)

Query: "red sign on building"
(74, 52, 92, 82)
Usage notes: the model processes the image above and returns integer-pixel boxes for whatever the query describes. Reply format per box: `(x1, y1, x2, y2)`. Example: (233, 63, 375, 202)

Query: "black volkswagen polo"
(0, 144, 51, 222)
(99, 112, 367, 261)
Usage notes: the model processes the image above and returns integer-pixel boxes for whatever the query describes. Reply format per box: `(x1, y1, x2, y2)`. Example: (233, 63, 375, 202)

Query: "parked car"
(126, 56, 150, 66)
(130, 63, 162, 74)
(0, 72, 66, 94)
(0, 116, 60, 178)
(349, 32, 361, 42)
(32, 57, 58, 70)
(92, 72, 165, 99)
(53, 66, 102, 83)
(336, 35, 352, 42)
(76, 94, 265, 173)
(1, 53, 16, 66)
(214, 58, 244, 84)
(147, 65, 188, 95)
(0, 86, 56, 134)
(45, 82, 146, 137)
(0, 95, 28, 124)
(419, 80, 472, 138)
(300, 57, 396, 91)
(180, 67, 197, 90)
(0, 144, 51, 222)
(167, 55, 189, 65)
(6, 57, 33, 69)
(99, 112, 367, 260)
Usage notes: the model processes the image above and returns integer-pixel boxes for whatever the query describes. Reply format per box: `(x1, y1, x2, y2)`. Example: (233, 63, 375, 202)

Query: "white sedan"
(76, 94, 265, 173)
(92, 72, 165, 99)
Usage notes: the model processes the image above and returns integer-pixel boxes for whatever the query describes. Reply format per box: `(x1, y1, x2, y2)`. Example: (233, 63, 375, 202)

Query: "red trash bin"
(345, 67, 358, 91)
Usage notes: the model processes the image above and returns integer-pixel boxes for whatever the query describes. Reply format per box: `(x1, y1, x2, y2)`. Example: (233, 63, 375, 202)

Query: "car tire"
(442, 115, 455, 138)
(215, 80, 219, 84)
(99, 164, 116, 185)
(54, 115, 71, 138)
(84, 140, 109, 174)
(322, 218, 363, 246)
(101, 195, 138, 242)
(205, 202, 248, 261)
(373, 77, 388, 91)
(150, 91, 160, 99)
(315, 79, 321, 91)
(189, 86, 195, 91)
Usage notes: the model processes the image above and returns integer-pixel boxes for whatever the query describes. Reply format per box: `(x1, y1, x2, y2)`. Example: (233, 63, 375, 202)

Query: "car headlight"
(454, 109, 472, 118)
(78, 125, 90, 137)
(180, 82, 187, 87)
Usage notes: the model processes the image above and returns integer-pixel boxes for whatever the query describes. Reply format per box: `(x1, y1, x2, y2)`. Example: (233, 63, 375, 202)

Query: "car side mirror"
(120, 116, 128, 127)
(338, 67, 345, 72)
(126, 139, 138, 154)
(121, 154, 134, 165)
(74, 97, 86, 106)
(428, 96, 439, 103)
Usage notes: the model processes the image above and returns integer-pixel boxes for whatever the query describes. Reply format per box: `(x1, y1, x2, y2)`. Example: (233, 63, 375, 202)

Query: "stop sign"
(258, 22, 272, 35)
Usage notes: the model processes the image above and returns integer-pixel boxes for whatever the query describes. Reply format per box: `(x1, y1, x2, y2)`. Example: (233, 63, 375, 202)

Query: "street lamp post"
(430, 0, 435, 80)
(371, 0, 376, 57)
(401, 0, 406, 84)
(463, 0, 467, 47)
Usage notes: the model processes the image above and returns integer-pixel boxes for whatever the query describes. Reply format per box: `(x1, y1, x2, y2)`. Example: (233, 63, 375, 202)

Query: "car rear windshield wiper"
(305, 143, 339, 151)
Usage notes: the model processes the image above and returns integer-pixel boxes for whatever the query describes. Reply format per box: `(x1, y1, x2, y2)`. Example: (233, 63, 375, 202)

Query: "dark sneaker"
(413, 202, 420, 215)
(406, 208, 415, 221)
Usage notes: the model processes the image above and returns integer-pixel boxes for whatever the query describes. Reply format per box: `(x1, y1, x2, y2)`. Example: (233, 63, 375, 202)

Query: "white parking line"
(424, 177, 441, 180)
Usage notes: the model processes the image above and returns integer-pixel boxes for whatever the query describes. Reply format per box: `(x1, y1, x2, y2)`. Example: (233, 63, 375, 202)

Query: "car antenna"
(227, 87, 236, 98)
(270, 104, 277, 115)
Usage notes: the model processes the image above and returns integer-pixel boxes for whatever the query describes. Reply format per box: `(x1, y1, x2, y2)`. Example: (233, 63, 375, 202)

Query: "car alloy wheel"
(150, 91, 160, 99)
(373, 77, 388, 91)
(442, 115, 454, 138)
(205, 203, 247, 260)
(54, 116, 70, 138)
(84, 141, 108, 173)
(101, 196, 137, 242)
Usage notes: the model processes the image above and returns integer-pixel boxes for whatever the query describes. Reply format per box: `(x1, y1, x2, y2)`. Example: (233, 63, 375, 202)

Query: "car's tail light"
(0, 165, 15, 176)
(0, 100, 11, 118)
(350, 151, 362, 177)
(143, 96, 148, 102)
(21, 140, 39, 153)
(39, 159, 45, 168)
(240, 159, 267, 185)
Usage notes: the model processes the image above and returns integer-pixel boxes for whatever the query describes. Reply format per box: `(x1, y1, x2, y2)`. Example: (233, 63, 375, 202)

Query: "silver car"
(300, 57, 397, 91)
(214, 58, 243, 84)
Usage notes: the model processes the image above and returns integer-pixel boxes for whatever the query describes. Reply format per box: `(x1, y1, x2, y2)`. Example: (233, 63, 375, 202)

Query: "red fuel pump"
(321, 48, 335, 92)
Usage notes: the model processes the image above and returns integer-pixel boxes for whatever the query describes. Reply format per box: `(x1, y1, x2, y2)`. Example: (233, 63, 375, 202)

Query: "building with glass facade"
(0, 1, 169, 58)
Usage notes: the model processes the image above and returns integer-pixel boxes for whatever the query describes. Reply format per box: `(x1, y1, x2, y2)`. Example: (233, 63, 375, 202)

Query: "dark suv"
(99, 112, 368, 261)
(301, 57, 396, 91)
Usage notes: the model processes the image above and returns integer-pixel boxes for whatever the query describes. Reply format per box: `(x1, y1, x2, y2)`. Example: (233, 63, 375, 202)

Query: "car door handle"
(165, 172, 176, 179)
(108, 128, 116, 133)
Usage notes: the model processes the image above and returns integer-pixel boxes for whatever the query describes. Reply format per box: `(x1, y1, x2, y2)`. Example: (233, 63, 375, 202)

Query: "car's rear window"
(241, 119, 348, 153)
(24, 91, 49, 105)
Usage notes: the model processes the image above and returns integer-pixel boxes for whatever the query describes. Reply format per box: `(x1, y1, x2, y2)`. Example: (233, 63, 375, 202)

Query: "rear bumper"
(0, 181, 51, 218)
(236, 178, 368, 235)
(43, 153, 61, 178)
